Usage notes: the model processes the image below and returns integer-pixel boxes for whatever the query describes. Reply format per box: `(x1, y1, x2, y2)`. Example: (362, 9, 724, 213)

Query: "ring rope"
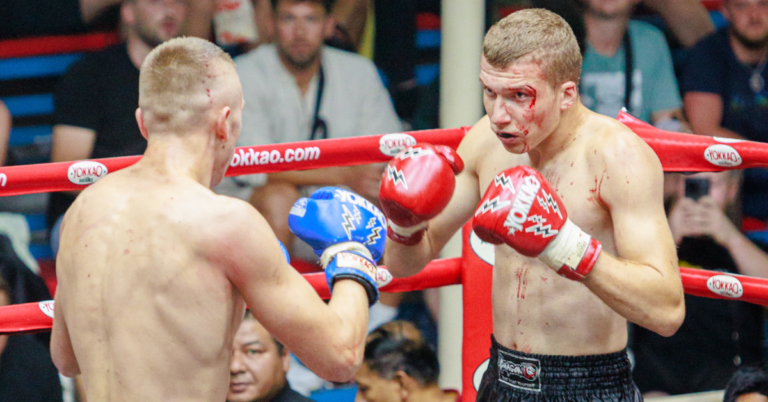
(0, 127, 467, 197)
(5, 115, 768, 197)
(1, 260, 765, 335)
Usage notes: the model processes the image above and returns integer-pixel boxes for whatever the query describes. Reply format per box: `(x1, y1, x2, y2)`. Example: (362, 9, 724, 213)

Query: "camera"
(684, 177, 710, 201)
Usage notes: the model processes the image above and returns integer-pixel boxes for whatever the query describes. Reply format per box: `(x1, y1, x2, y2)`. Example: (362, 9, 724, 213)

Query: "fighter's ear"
(135, 108, 149, 140)
(560, 81, 578, 111)
(214, 106, 232, 142)
(394, 371, 417, 398)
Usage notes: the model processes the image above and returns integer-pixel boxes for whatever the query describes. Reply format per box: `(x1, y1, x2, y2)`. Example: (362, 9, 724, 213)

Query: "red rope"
(0, 127, 467, 197)
(2, 260, 767, 335)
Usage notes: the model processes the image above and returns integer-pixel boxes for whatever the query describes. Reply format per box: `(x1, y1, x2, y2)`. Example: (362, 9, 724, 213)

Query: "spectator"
(0, 101, 10, 167)
(724, 364, 768, 402)
(46, 0, 189, 232)
(221, 0, 401, 255)
(0, 276, 63, 402)
(632, 171, 768, 394)
(580, 0, 685, 127)
(355, 320, 459, 402)
(682, 0, 768, 222)
(228, 310, 312, 402)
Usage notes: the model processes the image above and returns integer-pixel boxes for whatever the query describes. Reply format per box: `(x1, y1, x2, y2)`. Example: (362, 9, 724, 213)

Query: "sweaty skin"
(384, 56, 684, 356)
(50, 44, 370, 402)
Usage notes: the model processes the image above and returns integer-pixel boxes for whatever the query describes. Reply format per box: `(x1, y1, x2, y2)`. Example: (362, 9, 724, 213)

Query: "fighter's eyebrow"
(242, 341, 263, 348)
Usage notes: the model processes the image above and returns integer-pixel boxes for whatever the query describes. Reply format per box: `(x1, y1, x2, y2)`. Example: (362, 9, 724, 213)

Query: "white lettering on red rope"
(706, 275, 744, 298)
(230, 147, 321, 167)
(39, 301, 55, 318)
(704, 145, 742, 167)
(0, 173, 6, 187)
(379, 133, 417, 156)
(67, 161, 108, 185)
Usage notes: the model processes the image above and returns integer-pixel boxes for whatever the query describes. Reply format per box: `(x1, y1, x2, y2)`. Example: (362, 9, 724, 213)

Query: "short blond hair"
(483, 8, 582, 87)
(139, 37, 235, 128)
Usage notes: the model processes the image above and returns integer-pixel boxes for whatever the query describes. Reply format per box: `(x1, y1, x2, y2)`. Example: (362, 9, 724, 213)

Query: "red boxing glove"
(472, 166, 602, 280)
(379, 143, 464, 245)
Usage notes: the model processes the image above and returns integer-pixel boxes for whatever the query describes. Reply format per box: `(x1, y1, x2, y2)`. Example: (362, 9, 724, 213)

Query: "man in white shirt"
(219, 0, 401, 253)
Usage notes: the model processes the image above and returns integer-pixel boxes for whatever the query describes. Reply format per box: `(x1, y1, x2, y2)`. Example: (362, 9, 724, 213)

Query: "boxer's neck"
(141, 132, 215, 187)
(527, 102, 586, 168)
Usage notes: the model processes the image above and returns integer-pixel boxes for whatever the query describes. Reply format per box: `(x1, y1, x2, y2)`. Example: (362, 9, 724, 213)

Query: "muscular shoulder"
(583, 113, 663, 188)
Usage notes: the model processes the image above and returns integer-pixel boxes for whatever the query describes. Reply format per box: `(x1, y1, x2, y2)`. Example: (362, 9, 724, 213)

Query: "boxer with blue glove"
(289, 187, 389, 306)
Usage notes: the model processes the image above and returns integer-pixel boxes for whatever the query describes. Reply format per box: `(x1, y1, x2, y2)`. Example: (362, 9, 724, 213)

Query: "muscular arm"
(50, 286, 80, 377)
(684, 92, 744, 139)
(222, 200, 369, 382)
(383, 122, 484, 278)
(583, 136, 685, 337)
(643, 0, 714, 47)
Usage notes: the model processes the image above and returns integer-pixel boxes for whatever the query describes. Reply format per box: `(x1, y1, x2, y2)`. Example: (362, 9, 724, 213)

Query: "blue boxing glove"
(288, 187, 388, 305)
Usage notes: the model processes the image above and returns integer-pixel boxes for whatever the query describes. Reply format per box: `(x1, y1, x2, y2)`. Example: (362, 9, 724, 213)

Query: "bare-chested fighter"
(50, 37, 388, 401)
(378, 9, 685, 400)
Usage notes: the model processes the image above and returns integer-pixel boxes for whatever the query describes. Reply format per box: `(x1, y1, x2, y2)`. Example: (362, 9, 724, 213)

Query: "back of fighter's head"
(138, 37, 240, 134)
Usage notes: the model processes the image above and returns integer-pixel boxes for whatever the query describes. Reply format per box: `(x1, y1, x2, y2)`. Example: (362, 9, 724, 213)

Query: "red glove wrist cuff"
(557, 238, 602, 281)
(387, 224, 426, 246)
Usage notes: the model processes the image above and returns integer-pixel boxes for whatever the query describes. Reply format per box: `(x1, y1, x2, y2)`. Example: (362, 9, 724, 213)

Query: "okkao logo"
(704, 145, 742, 167)
(707, 275, 743, 298)
(379, 133, 417, 156)
(67, 161, 108, 185)
(39, 301, 55, 318)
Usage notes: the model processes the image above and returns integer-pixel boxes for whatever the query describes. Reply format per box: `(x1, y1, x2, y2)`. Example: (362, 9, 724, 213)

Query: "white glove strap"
(320, 242, 374, 269)
(539, 219, 592, 271)
(388, 220, 429, 237)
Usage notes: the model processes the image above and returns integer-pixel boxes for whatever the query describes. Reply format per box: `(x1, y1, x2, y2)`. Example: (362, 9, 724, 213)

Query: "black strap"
(310, 65, 327, 140)
(623, 29, 633, 112)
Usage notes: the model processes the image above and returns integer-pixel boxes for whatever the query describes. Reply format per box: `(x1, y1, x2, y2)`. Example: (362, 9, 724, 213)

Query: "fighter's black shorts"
(476, 336, 642, 402)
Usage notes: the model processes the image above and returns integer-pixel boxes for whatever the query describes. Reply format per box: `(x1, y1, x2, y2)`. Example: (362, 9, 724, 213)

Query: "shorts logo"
(704, 145, 742, 167)
(497, 349, 541, 392)
(707, 275, 743, 298)
(39, 301, 55, 319)
(379, 133, 417, 156)
(67, 161, 108, 185)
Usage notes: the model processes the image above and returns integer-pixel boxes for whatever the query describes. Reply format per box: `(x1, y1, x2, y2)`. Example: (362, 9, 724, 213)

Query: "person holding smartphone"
(632, 171, 768, 395)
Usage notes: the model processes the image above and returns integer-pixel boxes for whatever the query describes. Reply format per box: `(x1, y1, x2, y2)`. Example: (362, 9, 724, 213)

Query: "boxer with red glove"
(473, 166, 602, 281)
(379, 143, 464, 245)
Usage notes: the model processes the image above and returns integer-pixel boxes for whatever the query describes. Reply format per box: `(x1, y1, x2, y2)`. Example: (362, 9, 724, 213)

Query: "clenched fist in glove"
(473, 166, 602, 280)
(379, 143, 464, 245)
(289, 187, 391, 305)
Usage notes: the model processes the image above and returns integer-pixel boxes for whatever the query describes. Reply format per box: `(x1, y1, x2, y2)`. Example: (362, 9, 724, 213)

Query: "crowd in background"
(0, 0, 767, 401)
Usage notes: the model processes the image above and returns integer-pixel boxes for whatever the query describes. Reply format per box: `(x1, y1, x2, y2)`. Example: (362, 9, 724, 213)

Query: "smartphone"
(685, 177, 710, 201)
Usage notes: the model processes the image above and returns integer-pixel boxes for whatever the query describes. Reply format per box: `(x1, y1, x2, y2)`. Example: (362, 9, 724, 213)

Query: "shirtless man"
(379, 9, 685, 400)
(50, 37, 386, 401)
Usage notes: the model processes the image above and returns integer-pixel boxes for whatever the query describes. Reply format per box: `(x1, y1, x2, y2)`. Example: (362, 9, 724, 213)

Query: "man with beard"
(682, 0, 768, 223)
(220, 0, 401, 258)
(47, 0, 189, 232)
